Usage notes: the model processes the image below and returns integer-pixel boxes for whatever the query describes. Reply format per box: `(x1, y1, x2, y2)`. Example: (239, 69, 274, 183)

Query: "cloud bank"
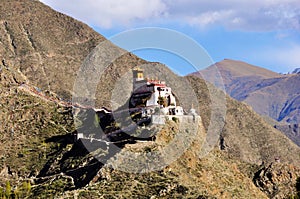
(40, 0, 167, 28)
(40, 0, 300, 31)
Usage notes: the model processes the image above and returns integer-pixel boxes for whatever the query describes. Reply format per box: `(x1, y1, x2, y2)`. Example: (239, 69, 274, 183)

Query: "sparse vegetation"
(0, 181, 31, 199)
(0, 0, 300, 198)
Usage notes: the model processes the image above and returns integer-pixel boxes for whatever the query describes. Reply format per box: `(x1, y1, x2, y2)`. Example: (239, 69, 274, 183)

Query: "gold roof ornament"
(133, 66, 143, 71)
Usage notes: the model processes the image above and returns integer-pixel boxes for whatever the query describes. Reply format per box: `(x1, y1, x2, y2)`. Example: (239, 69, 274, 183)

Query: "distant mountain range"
(192, 59, 300, 145)
(194, 59, 300, 124)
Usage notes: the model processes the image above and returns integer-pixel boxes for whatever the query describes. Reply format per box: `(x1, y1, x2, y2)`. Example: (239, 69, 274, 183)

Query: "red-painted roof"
(146, 79, 166, 86)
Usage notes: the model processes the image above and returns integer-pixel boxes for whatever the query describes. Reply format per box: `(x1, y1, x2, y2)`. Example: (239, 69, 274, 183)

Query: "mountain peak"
(214, 59, 280, 78)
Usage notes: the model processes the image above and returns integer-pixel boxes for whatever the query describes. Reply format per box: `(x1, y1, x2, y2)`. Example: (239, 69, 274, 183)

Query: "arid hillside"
(0, 0, 300, 198)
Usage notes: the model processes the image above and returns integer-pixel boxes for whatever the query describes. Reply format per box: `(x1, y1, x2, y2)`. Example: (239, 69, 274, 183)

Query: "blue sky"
(40, 0, 300, 75)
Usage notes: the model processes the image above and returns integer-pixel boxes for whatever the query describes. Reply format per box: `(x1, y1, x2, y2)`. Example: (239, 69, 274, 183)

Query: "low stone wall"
(151, 114, 201, 125)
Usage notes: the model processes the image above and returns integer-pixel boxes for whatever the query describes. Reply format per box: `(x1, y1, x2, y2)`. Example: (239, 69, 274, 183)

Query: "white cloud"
(186, 10, 234, 28)
(40, 0, 167, 28)
(168, 0, 300, 31)
(40, 0, 300, 31)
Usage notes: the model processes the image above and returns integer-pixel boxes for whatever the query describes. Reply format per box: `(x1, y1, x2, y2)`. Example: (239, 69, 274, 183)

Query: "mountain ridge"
(194, 59, 300, 123)
(192, 59, 300, 147)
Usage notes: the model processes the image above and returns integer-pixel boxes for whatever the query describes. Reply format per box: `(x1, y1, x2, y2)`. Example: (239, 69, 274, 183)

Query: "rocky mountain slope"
(187, 76, 300, 165)
(0, 0, 147, 103)
(0, 0, 300, 198)
(0, 0, 102, 98)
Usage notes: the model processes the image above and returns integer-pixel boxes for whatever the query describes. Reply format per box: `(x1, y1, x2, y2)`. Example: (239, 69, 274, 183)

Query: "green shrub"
(0, 187, 3, 198)
(172, 117, 179, 123)
(5, 181, 11, 199)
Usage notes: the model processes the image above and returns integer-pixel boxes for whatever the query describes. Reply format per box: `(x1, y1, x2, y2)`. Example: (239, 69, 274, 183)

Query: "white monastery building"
(131, 67, 185, 116)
